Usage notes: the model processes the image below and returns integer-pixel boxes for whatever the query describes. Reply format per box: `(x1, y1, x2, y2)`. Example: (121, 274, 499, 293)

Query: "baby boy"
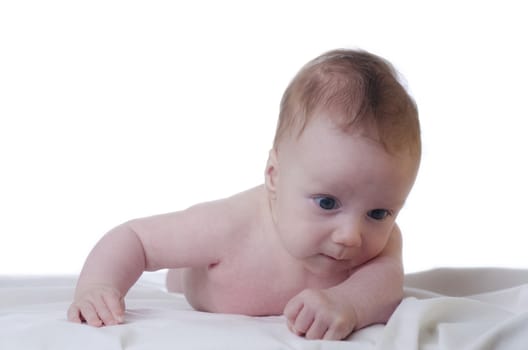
(67, 49, 421, 340)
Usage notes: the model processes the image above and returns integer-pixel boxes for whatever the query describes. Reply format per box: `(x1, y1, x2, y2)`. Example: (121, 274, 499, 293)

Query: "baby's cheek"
(364, 236, 389, 258)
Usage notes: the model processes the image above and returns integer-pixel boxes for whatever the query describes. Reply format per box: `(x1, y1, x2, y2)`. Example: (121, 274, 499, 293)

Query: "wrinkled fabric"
(1, 269, 527, 350)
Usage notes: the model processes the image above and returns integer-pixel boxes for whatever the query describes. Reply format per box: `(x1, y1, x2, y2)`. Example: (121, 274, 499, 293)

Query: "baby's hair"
(273, 49, 421, 158)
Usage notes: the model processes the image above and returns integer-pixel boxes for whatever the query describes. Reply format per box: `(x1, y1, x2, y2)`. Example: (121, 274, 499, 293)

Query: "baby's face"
(268, 115, 418, 277)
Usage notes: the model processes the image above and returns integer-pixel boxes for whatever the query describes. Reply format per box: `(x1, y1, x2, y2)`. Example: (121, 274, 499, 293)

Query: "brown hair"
(273, 49, 421, 158)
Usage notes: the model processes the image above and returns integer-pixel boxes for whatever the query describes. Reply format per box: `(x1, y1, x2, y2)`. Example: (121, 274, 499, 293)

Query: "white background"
(1, 1, 527, 275)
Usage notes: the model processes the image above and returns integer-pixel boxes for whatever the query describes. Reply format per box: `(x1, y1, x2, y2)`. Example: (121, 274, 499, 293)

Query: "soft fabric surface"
(1, 268, 527, 349)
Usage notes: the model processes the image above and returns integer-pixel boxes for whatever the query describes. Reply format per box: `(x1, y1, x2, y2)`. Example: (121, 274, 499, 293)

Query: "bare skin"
(167, 186, 346, 315)
(68, 116, 417, 340)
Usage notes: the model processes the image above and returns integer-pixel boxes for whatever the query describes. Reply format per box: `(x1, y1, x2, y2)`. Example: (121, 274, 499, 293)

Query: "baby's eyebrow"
(375, 200, 405, 211)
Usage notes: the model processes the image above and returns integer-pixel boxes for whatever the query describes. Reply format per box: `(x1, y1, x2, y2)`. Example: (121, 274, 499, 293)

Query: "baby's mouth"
(322, 254, 344, 261)
(322, 251, 355, 262)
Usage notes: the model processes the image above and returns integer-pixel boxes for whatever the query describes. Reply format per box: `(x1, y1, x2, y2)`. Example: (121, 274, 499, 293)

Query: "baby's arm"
(284, 225, 403, 340)
(67, 202, 228, 326)
(67, 224, 146, 326)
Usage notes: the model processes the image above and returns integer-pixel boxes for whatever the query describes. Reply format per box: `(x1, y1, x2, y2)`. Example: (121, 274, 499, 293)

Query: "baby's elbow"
(378, 262, 404, 323)
(111, 220, 150, 271)
(386, 268, 405, 320)
(392, 261, 405, 302)
(379, 296, 403, 325)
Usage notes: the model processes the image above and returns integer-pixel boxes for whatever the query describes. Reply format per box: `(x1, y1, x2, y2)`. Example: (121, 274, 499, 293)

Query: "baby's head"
(273, 49, 420, 161)
(265, 49, 421, 275)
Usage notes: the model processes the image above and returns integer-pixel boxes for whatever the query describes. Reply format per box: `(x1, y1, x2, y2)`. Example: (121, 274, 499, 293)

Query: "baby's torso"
(181, 251, 347, 316)
(182, 255, 302, 316)
(175, 186, 346, 316)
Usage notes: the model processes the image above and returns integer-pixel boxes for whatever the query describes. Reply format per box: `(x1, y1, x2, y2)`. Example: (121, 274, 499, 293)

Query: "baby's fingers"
(75, 301, 104, 327)
(67, 304, 83, 324)
(322, 315, 355, 340)
(305, 318, 329, 340)
(95, 297, 121, 326)
(290, 305, 315, 336)
(284, 296, 304, 335)
(103, 294, 125, 324)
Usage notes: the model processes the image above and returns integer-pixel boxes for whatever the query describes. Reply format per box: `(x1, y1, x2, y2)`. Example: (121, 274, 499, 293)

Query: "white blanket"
(1, 268, 527, 349)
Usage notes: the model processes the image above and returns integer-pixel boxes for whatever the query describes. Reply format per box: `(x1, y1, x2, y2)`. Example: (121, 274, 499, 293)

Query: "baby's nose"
(332, 221, 362, 247)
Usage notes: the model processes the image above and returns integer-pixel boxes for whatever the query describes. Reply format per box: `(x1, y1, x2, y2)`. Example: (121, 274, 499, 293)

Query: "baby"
(67, 49, 421, 340)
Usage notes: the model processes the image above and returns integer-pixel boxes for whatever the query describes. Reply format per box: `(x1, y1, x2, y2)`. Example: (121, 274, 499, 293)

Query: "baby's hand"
(67, 284, 125, 327)
(283, 288, 357, 340)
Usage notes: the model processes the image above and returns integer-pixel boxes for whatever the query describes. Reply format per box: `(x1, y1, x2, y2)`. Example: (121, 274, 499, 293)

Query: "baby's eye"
(367, 209, 391, 220)
(313, 196, 341, 210)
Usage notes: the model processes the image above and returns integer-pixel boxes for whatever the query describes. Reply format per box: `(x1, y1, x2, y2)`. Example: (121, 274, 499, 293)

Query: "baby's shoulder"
(188, 185, 265, 238)
(223, 185, 265, 212)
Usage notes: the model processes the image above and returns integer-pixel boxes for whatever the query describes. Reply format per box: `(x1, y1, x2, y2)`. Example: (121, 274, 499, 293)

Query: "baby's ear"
(265, 149, 279, 199)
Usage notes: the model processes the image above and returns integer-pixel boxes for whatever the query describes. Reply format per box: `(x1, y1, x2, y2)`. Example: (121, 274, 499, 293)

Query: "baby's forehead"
(286, 113, 380, 149)
(288, 140, 416, 207)
(310, 112, 419, 163)
(280, 116, 419, 179)
(285, 117, 395, 158)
